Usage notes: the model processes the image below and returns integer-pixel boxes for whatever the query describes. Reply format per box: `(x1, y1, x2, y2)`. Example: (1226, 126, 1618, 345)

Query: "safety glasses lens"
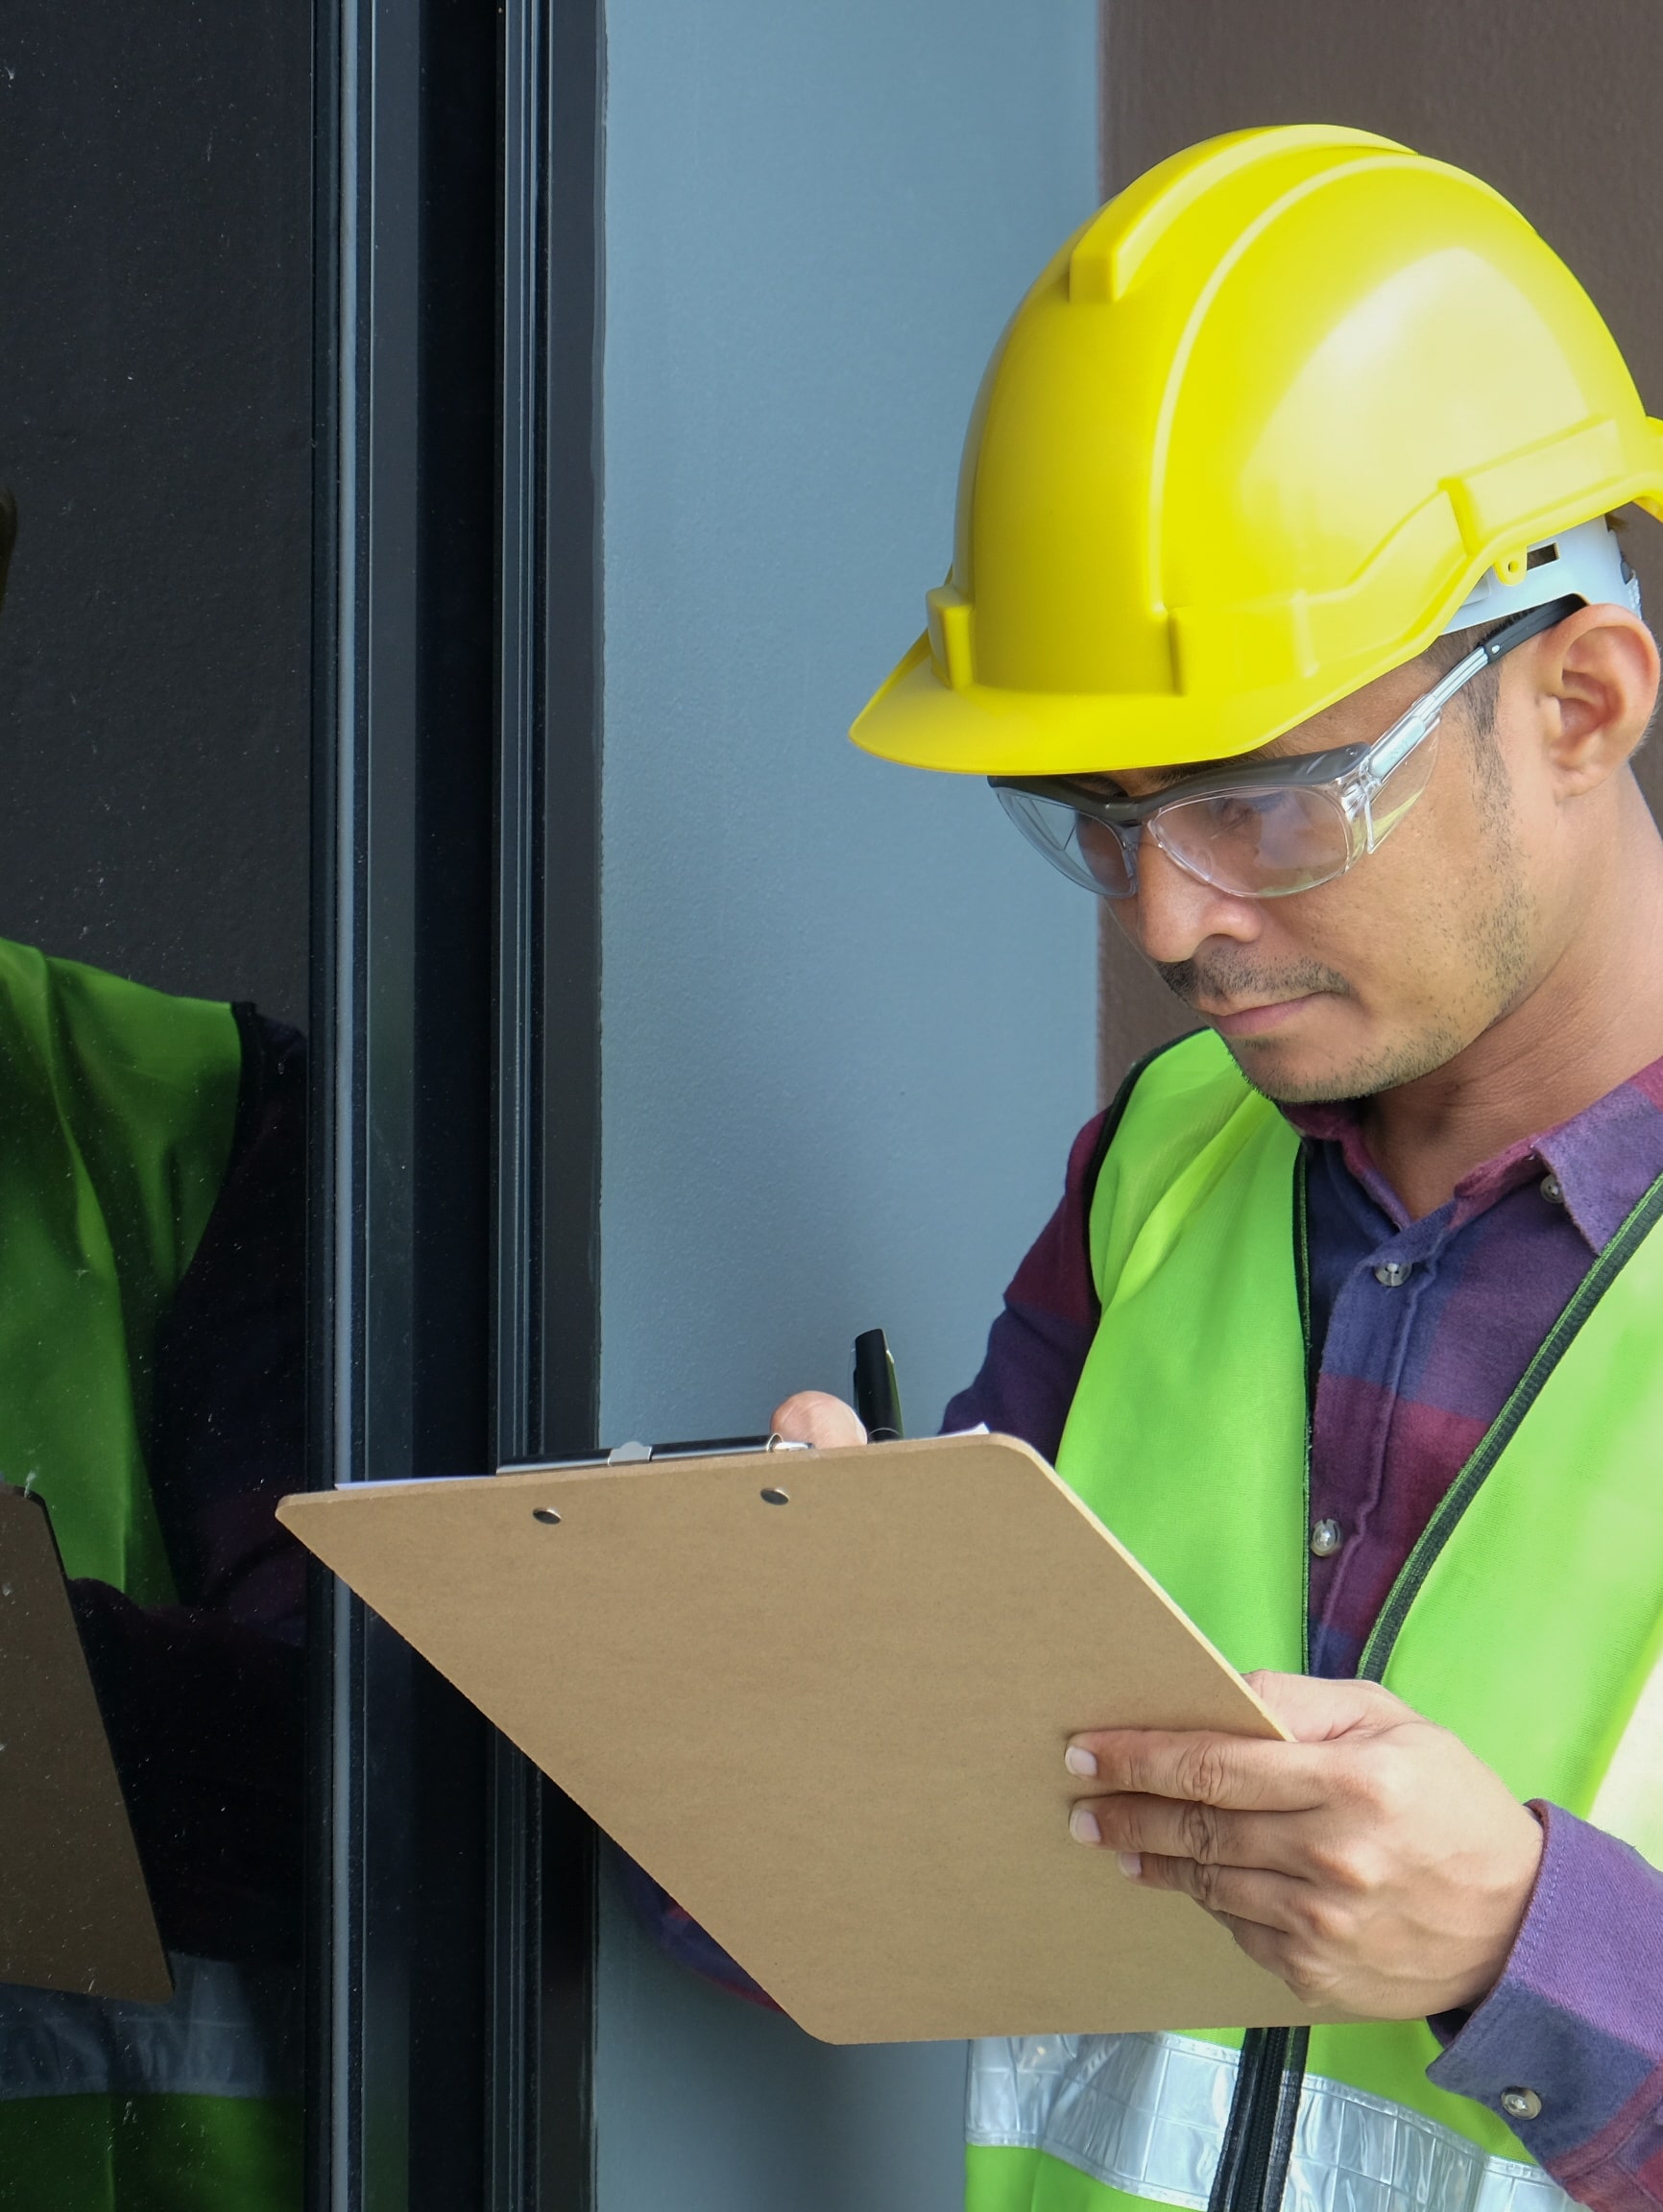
(1151, 783, 1354, 896)
(995, 787, 1136, 898)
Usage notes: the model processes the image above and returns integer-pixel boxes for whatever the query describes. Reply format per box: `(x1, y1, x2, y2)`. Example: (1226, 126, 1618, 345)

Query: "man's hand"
(769, 1391, 865, 1447)
(1065, 1671, 1544, 2019)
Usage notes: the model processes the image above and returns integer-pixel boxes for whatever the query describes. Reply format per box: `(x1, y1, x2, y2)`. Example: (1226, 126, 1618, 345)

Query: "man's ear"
(1530, 605, 1660, 794)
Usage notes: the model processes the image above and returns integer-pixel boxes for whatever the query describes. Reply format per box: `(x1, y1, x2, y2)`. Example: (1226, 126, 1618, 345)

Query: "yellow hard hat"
(852, 124, 1663, 776)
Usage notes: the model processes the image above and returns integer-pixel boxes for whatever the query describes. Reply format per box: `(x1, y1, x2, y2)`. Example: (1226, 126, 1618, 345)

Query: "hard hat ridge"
(854, 127, 1663, 778)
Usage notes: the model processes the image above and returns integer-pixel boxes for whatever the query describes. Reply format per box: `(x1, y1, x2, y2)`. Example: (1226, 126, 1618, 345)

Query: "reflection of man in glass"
(0, 491, 306, 2209)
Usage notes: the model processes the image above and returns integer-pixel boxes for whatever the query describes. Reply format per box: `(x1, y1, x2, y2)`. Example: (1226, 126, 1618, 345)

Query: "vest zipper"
(1215, 1151, 1317, 2212)
(1207, 2025, 1309, 2212)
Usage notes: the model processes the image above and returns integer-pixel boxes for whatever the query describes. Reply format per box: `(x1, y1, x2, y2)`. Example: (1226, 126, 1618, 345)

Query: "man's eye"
(1206, 794, 1265, 831)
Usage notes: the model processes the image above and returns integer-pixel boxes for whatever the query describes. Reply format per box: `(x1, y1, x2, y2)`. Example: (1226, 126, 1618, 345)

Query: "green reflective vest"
(0, 941, 300, 2212)
(968, 1029, 1663, 2212)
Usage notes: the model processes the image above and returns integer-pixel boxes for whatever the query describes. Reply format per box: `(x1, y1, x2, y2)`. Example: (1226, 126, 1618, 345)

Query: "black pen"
(852, 1327, 904, 1442)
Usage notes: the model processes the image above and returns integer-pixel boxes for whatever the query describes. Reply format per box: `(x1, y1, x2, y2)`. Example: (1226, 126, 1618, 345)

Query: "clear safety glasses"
(991, 597, 1575, 902)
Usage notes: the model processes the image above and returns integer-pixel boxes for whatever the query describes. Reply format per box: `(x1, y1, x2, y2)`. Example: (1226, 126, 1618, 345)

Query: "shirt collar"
(1282, 1054, 1663, 1252)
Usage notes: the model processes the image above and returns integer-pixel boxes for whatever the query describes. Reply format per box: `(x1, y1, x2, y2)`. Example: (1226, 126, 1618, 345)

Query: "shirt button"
(1540, 1172, 1564, 1205)
(1373, 1261, 1411, 1286)
(1500, 2087, 1542, 2122)
(1310, 1518, 1343, 1558)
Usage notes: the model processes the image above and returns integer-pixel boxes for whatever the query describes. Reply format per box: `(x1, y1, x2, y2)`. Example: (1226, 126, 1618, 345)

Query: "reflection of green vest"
(969, 1031, 1663, 2212)
(0, 943, 300, 2212)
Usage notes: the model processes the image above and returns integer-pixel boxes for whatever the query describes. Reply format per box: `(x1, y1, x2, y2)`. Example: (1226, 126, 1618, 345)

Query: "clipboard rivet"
(532, 1507, 562, 1526)
(759, 1487, 790, 1505)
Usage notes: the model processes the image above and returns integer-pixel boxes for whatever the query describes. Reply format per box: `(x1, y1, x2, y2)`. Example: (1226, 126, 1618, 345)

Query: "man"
(776, 128, 1663, 2211)
(0, 489, 307, 2208)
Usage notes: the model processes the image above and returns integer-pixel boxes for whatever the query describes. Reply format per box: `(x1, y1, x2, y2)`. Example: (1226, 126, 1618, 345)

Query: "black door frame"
(307, 0, 604, 2202)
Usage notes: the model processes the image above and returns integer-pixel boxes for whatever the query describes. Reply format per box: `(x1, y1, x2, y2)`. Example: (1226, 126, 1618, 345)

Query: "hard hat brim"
(850, 630, 1382, 777)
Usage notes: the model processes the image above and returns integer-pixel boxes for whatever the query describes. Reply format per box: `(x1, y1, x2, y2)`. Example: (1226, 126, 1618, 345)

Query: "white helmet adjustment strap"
(1440, 514, 1642, 636)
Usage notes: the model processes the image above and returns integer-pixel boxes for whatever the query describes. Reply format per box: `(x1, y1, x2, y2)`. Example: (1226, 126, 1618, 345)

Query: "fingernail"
(1068, 1806, 1100, 1845)
(1064, 1744, 1097, 1778)
(1116, 1852, 1142, 1881)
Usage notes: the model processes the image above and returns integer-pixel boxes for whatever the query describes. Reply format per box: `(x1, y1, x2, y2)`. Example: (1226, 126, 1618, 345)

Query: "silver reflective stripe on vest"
(968, 2033, 1577, 2212)
(0, 1954, 300, 2102)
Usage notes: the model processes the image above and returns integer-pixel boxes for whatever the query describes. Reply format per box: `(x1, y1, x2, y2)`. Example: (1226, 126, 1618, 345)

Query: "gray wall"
(596, 0, 1099, 2203)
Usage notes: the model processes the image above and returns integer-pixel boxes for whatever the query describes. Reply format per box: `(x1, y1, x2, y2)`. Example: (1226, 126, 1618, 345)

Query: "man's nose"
(1126, 834, 1263, 965)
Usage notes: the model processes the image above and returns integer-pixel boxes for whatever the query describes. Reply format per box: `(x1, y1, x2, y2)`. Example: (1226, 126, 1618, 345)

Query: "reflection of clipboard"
(0, 1485, 171, 2002)
(279, 1433, 1334, 2044)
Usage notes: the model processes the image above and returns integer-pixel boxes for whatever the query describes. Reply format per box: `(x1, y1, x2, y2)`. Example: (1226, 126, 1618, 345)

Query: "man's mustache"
(1155, 954, 1351, 1008)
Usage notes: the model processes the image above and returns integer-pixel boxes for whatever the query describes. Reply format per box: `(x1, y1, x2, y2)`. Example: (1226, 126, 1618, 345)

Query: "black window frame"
(306, 0, 604, 2203)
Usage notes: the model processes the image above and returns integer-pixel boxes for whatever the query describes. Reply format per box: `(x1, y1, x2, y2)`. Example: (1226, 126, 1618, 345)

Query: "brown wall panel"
(1097, 0, 1663, 1096)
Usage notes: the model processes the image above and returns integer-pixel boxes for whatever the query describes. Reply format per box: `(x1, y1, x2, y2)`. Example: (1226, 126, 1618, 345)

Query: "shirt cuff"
(1429, 1803, 1663, 2184)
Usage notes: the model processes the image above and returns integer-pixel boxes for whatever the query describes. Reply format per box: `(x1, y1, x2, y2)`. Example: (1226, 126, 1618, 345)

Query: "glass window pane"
(0, 5, 312, 2202)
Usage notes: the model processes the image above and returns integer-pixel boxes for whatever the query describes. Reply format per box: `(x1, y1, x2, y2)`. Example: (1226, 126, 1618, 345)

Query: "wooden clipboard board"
(0, 1485, 171, 2002)
(279, 1433, 1337, 2043)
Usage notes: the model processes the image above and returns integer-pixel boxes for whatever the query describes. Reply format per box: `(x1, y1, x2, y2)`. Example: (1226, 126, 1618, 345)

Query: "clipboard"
(278, 1432, 1337, 2043)
(0, 1485, 171, 2002)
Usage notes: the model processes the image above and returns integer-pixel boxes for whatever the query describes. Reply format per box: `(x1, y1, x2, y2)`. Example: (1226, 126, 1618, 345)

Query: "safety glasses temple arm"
(1362, 593, 1581, 782)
